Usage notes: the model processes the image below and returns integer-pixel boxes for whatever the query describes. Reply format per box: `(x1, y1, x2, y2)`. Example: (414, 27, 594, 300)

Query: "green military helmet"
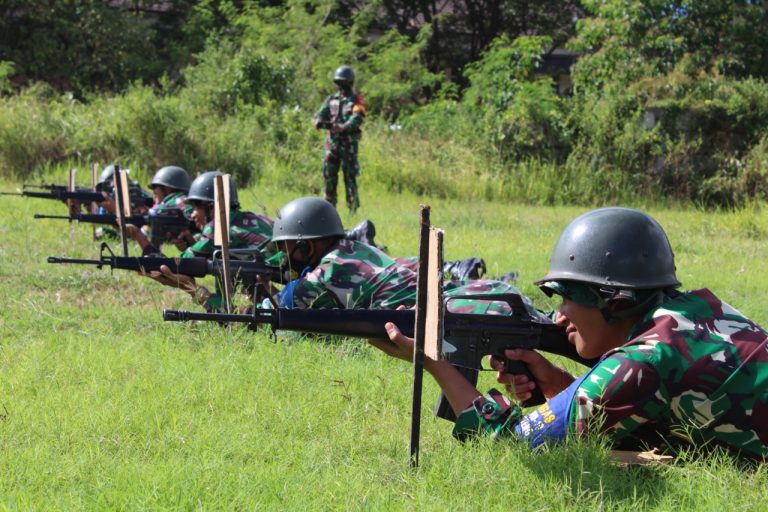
(534, 207, 680, 290)
(187, 171, 239, 207)
(333, 65, 355, 85)
(272, 197, 346, 242)
(150, 166, 191, 193)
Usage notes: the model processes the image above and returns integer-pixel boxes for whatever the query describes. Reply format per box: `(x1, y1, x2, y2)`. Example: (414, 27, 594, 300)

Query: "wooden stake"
(214, 175, 234, 314)
(113, 166, 131, 257)
(91, 163, 99, 241)
(424, 228, 444, 362)
(410, 205, 444, 467)
(67, 168, 76, 241)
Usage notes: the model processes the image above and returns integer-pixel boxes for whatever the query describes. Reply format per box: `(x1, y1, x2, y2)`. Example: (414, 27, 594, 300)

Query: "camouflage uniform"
(454, 289, 768, 459)
(277, 238, 538, 317)
(149, 191, 193, 219)
(182, 210, 274, 259)
(278, 239, 416, 309)
(314, 90, 366, 212)
(443, 280, 548, 318)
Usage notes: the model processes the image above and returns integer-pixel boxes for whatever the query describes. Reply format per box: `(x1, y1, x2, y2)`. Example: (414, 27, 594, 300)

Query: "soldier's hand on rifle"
(142, 264, 197, 294)
(368, 322, 418, 363)
(125, 224, 155, 253)
(122, 223, 140, 239)
(68, 200, 82, 217)
(331, 123, 344, 134)
(173, 230, 195, 251)
(99, 192, 116, 214)
(368, 322, 445, 367)
(491, 349, 574, 402)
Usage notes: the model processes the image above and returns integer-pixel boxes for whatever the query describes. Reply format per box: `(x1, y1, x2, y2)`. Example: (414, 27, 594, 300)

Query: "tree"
(336, 0, 582, 84)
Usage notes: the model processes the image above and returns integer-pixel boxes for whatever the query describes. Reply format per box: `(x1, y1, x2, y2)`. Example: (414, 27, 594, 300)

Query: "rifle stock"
(162, 293, 599, 421)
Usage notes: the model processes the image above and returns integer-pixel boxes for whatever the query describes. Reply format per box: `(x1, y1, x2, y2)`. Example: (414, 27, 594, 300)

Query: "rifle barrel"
(47, 256, 102, 265)
(163, 310, 256, 323)
(162, 308, 414, 339)
(35, 214, 71, 220)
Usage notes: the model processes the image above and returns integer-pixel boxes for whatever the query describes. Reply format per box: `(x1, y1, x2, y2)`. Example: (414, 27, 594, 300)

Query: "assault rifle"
(34, 209, 195, 247)
(21, 183, 74, 192)
(162, 292, 599, 421)
(34, 213, 143, 225)
(47, 243, 287, 287)
(2, 188, 106, 203)
(2, 183, 153, 209)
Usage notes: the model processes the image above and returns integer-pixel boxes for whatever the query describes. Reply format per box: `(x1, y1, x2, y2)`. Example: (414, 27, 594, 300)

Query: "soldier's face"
(190, 203, 209, 230)
(152, 185, 168, 204)
(557, 298, 627, 359)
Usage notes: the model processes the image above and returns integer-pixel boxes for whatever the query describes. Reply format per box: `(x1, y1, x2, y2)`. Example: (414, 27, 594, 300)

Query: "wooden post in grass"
(411, 205, 444, 467)
(67, 168, 76, 240)
(91, 163, 99, 241)
(214, 174, 234, 314)
(113, 166, 131, 257)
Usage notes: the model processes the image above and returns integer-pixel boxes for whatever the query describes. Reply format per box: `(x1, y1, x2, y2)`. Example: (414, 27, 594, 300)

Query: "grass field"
(1, 176, 767, 510)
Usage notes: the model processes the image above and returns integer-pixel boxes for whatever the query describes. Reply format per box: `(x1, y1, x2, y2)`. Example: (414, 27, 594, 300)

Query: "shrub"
(0, 83, 74, 177)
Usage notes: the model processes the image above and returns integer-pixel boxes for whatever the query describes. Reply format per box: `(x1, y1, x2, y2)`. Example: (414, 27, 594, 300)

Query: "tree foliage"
(564, 0, 768, 206)
(3, 0, 768, 206)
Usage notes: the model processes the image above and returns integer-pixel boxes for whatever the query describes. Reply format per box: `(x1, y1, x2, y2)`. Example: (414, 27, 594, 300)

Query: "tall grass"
(0, 84, 736, 207)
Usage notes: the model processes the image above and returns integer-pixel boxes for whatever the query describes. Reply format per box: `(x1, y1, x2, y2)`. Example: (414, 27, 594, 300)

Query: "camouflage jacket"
(277, 239, 543, 317)
(314, 90, 366, 145)
(182, 210, 274, 258)
(454, 289, 768, 459)
(150, 191, 193, 219)
(278, 239, 416, 309)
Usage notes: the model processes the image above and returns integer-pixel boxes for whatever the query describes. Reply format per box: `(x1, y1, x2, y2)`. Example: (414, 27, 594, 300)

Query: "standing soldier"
(313, 65, 366, 214)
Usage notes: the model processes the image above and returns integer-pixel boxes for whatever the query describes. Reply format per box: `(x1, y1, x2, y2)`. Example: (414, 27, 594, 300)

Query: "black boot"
(442, 257, 486, 281)
(345, 219, 377, 247)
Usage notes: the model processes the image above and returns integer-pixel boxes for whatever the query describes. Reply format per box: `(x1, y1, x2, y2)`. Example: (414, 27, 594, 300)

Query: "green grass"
(1, 176, 768, 510)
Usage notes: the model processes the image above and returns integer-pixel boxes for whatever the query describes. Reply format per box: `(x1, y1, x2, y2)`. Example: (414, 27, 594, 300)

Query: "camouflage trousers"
(323, 138, 360, 213)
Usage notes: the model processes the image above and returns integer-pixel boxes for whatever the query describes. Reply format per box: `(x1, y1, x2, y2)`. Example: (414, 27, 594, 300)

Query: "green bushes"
(0, 83, 74, 174)
(565, 74, 768, 207)
(0, 84, 288, 184)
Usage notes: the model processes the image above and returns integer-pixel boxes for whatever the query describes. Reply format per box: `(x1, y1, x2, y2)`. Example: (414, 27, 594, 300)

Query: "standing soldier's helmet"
(535, 207, 680, 290)
(333, 66, 355, 86)
(272, 197, 346, 242)
(150, 166, 191, 193)
(187, 171, 239, 207)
